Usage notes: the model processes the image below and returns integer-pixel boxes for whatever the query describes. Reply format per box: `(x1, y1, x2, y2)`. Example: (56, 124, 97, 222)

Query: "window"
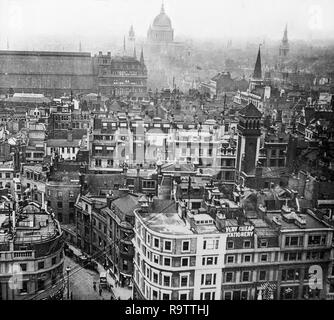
(203, 239, 219, 250)
(57, 201, 63, 209)
(163, 275, 171, 287)
(162, 293, 170, 300)
(285, 236, 303, 247)
(225, 272, 234, 283)
(281, 269, 300, 281)
(260, 254, 268, 262)
(37, 279, 44, 291)
(202, 256, 218, 266)
(308, 235, 326, 246)
(259, 270, 267, 281)
(179, 293, 188, 300)
(123, 260, 128, 271)
(38, 261, 44, 270)
(243, 240, 251, 248)
(242, 271, 251, 282)
(181, 257, 189, 267)
(57, 191, 63, 199)
(20, 281, 28, 294)
(153, 254, 159, 264)
(152, 290, 158, 300)
(227, 241, 234, 249)
(153, 272, 159, 284)
(284, 252, 302, 261)
(182, 240, 190, 252)
(180, 275, 189, 287)
(52, 257, 56, 265)
(226, 255, 235, 264)
(243, 254, 252, 263)
(153, 238, 160, 249)
(201, 273, 216, 286)
(20, 263, 27, 272)
(224, 292, 232, 300)
(259, 239, 268, 248)
(164, 257, 171, 266)
(142, 180, 156, 189)
(164, 240, 172, 252)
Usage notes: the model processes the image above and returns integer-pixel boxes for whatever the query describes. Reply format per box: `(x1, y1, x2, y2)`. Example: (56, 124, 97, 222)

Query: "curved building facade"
(0, 201, 65, 300)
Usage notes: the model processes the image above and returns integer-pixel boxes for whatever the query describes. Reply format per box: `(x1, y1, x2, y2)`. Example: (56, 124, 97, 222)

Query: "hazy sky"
(1, 0, 334, 48)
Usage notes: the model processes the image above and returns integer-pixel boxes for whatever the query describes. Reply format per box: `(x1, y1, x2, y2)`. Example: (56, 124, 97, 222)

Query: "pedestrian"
(99, 286, 102, 296)
(110, 294, 114, 300)
(93, 281, 96, 291)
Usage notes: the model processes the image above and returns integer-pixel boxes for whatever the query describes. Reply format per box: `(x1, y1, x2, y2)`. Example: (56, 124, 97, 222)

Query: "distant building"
(0, 50, 148, 97)
(279, 25, 289, 65)
(147, 3, 174, 43)
(94, 51, 147, 97)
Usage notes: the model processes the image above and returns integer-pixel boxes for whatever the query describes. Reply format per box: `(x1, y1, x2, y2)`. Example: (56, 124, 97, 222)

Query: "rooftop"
(0, 202, 61, 245)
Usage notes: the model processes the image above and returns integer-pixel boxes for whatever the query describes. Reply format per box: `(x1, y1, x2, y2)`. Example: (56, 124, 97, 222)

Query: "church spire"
(283, 24, 288, 43)
(161, 1, 165, 14)
(123, 35, 126, 55)
(140, 47, 144, 65)
(253, 45, 262, 79)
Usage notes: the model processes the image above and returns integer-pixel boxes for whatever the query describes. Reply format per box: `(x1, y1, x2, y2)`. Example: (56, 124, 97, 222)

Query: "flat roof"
(267, 212, 329, 230)
(140, 211, 193, 235)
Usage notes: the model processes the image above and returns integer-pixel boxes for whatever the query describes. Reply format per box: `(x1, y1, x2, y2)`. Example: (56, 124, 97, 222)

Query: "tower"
(236, 103, 262, 186)
(140, 47, 145, 65)
(279, 24, 289, 58)
(128, 25, 136, 56)
(123, 35, 126, 56)
(249, 46, 263, 91)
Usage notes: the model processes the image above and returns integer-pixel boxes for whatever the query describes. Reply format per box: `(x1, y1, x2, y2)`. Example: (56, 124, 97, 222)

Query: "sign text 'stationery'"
(225, 225, 255, 237)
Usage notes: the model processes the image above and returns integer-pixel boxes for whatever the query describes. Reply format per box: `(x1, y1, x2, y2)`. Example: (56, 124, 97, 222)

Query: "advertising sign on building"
(226, 225, 255, 237)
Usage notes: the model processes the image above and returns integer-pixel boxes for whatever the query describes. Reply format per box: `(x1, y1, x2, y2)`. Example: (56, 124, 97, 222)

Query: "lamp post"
(66, 266, 71, 300)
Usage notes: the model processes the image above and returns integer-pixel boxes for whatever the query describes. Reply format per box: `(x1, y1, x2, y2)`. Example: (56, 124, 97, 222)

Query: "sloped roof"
(239, 103, 262, 118)
(113, 194, 140, 216)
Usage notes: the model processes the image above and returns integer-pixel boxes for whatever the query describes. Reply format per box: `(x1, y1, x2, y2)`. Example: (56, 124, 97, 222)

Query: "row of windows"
(224, 270, 267, 283)
(0, 172, 12, 179)
(47, 190, 75, 198)
(138, 241, 191, 268)
(226, 253, 270, 264)
(284, 235, 327, 247)
(227, 239, 255, 250)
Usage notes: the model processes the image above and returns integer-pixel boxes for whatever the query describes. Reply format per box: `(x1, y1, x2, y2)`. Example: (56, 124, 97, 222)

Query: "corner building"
(132, 199, 226, 300)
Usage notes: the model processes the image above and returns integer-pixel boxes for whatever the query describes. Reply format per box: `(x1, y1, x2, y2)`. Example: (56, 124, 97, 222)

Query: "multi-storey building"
(258, 131, 288, 168)
(0, 201, 64, 300)
(94, 51, 147, 97)
(133, 197, 227, 300)
(102, 192, 140, 287)
(0, 162, 14, 191)
(46, 170, 81, 225)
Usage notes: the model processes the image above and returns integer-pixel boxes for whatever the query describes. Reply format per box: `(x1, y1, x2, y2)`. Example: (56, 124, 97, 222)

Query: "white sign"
(226, 225, 254, 238)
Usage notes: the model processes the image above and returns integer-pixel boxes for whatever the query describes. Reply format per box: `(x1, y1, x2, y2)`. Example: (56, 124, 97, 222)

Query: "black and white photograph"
(0, 0, 334, 311)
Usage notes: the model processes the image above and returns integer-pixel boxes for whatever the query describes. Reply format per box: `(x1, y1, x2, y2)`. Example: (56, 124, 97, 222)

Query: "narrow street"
(64, 256, 115, 300)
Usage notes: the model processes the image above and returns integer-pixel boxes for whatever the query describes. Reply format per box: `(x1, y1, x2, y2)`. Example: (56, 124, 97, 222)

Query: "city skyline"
(1, 0, 334, 52)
